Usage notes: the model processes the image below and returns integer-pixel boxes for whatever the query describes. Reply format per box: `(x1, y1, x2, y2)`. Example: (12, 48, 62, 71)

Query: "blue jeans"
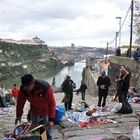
(0, 96, 7, 107)
(31, 113, 52, 140)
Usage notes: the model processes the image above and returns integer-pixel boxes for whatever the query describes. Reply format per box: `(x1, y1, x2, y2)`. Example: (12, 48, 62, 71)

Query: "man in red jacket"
(15, 74, 56, 140)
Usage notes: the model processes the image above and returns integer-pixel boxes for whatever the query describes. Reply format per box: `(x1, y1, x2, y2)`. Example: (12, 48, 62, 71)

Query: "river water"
(2, 60, 86, 89)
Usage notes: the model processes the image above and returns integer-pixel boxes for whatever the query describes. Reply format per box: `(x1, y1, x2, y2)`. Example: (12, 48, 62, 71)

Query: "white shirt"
(0, 87, 6, 97)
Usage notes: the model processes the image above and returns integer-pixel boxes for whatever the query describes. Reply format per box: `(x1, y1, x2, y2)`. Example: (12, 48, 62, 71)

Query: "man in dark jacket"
(61, 75, 76, 110)
(97, 71, 111, 107)
(15, 74, 56, 140)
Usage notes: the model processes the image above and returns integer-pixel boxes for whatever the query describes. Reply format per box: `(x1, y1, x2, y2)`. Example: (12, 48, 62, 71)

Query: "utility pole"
(105, 42, 109, 63)
(129, 0, 134, 58)
(115, 31, 118, 51)
(116, 17, 122, 47)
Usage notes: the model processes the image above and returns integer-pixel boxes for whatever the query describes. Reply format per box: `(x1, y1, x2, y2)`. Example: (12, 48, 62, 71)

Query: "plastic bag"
(55, 106, 65, 122)
(61, 94, 70, 103)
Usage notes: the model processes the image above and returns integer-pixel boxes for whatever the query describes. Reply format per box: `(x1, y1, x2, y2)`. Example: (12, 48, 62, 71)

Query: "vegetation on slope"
(0, 41, 63, 79)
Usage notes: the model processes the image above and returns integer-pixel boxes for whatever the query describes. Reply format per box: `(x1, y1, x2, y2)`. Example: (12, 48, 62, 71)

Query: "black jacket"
(97, 75, 111, 95)
(61, 79, 76, 94)
(80, 83, 87, 92)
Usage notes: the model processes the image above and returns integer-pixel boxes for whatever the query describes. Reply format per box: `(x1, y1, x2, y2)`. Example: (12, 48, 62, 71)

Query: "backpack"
(118, 98, 133, 114)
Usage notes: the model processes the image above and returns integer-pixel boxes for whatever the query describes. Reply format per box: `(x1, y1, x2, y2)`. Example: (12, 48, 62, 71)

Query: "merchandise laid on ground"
(0, 94, 140, 140)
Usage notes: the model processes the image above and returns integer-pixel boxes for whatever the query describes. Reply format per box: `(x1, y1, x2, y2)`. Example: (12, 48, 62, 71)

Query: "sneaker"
(68, 108, 73, 110)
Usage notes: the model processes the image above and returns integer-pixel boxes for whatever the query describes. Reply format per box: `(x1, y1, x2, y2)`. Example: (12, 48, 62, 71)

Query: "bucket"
(55, 105, 65, 122)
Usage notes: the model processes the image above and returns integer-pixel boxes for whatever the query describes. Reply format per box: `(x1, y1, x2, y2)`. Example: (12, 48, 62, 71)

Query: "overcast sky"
(0, 0, 135, 47)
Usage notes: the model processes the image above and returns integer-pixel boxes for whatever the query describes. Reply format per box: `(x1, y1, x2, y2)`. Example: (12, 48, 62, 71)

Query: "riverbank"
(1, 61, 86, 89)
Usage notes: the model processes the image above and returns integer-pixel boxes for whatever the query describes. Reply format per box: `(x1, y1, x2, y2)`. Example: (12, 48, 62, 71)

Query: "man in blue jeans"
(15, 74, 56, 140)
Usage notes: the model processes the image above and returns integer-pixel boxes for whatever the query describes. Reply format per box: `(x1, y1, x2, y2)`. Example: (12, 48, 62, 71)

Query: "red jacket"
(12, 87, 19, 97)
(16, 80, 56, 121)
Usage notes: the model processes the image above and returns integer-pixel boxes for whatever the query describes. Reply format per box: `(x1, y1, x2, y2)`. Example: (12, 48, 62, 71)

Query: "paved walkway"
(0, 92, 140, 140)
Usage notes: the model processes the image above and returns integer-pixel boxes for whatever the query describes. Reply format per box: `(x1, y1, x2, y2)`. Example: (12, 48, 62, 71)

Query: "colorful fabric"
(79, 119, 116, 127)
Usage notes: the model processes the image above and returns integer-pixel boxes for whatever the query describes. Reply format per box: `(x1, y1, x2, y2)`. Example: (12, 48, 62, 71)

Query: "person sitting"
(133, 48, 140, 62)
(111, 96, 133, 114)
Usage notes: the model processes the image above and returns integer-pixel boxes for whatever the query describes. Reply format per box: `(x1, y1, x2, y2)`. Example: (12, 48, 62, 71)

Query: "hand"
(100, 85, 105, 89)
(75, 93, 79, 96)
(48, 121, 54, 128)
(15, 117, 21, 125)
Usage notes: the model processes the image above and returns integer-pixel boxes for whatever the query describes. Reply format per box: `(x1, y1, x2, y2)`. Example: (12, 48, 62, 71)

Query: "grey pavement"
(0, 92, 140, 140)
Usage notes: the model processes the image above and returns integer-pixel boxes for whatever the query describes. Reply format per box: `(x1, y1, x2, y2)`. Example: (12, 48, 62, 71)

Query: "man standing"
(15, 74, 56, 140)
(97, 71, 111, 107)
(61, 75, 76, 111)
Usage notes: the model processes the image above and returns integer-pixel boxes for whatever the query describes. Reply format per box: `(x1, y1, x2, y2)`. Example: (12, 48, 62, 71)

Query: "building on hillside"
(1, 36, 45, 45)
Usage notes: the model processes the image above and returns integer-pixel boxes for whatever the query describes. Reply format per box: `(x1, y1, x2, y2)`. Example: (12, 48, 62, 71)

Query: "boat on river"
(66, 59, 75, 66)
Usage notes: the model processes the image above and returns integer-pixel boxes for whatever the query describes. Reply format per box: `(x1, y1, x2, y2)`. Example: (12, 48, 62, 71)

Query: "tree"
(134, 1, 140, 45)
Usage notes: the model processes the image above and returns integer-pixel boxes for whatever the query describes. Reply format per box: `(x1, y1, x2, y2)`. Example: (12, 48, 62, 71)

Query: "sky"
(0, 0, 136, 48)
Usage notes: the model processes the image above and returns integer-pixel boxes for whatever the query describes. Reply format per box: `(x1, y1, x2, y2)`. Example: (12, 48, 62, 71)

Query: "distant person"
(52, 77, 56, 92)
(116, 47, 121, 56)
(76, 81, 87, 100)
(133, 48, 140, 62)
(15, 74, 56, 140)
(0, 83, 7, 107)
(52, 77, 56, 87)
(61, 75, 76, 110)
(11, 84, 19, 104)
(97, 71, 111, 107)
(126, 48, 130, 57)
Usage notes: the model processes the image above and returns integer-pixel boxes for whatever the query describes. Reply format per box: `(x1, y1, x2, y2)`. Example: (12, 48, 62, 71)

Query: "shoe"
(68, 108, 73, 110)
(95, 105, 101, 110)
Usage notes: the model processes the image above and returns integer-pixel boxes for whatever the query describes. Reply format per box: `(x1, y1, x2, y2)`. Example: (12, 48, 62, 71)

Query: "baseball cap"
(101, 71, 105, 75)
(21, 74, 34, 87)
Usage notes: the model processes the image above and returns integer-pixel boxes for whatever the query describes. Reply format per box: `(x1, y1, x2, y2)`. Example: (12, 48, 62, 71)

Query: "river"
(1, 60, 86, 89)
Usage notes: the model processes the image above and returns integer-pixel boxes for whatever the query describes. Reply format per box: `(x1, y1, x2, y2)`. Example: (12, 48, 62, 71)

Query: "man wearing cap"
(15, 74, 56, 140)
(97, 71, 111, 107)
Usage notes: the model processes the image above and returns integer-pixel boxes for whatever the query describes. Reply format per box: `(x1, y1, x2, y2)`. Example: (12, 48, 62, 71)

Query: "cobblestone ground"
(0, 92, 140, 140)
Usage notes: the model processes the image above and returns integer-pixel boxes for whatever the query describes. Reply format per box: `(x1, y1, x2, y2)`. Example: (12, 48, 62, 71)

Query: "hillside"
(0, 41, 64, 80)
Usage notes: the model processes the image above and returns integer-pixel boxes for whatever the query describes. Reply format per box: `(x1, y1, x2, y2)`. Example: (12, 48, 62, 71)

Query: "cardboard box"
(21, 124, 47, 140)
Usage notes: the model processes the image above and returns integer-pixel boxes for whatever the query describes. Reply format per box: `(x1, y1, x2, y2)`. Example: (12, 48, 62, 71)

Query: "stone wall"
(109, 56, 140, 92)
(84, 67, 98, 96)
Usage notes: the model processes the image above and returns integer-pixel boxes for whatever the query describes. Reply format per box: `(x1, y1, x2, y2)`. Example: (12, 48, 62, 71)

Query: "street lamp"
(116, 16, 122, 47)
(115, 31, 119, 51)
